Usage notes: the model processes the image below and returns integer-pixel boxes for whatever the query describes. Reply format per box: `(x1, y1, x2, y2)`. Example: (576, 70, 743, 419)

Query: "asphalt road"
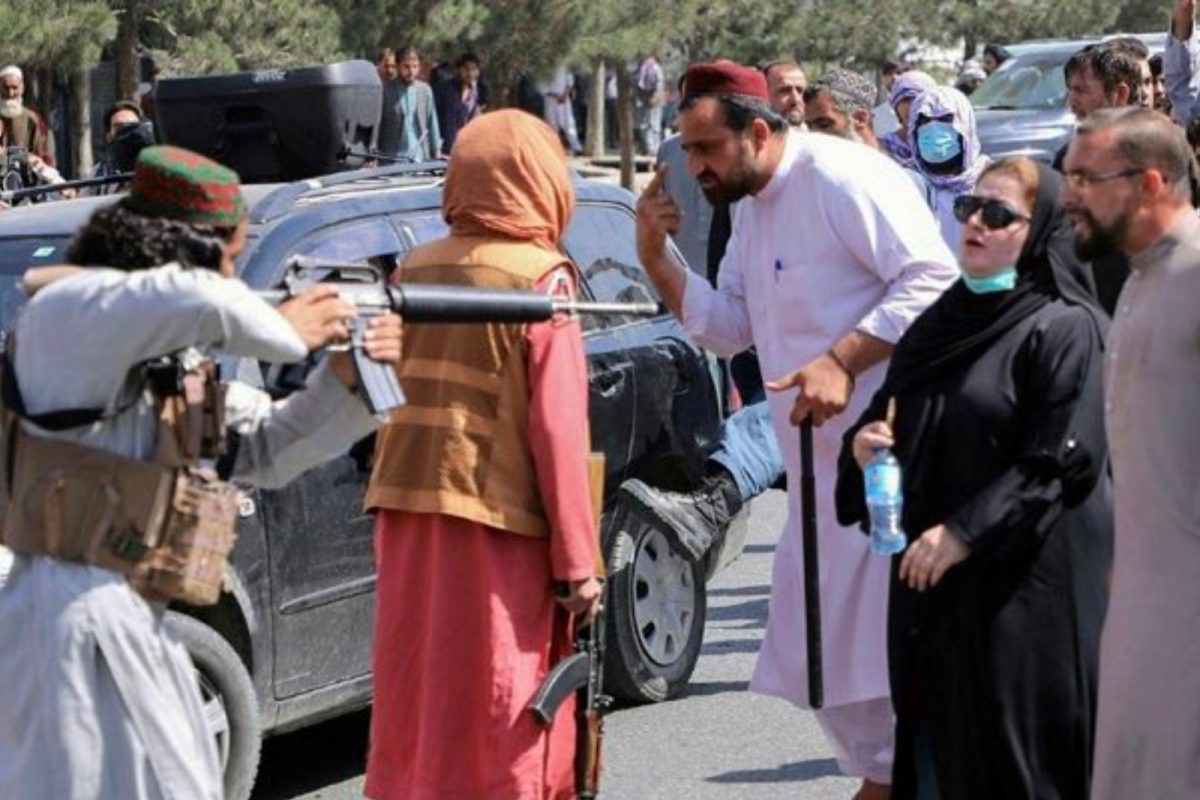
(250, 489, 857, 800)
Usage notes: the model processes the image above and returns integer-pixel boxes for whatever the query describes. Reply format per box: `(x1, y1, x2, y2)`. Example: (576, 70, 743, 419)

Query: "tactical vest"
(0, 344, 239, 606)
(364, 236, 571, 538)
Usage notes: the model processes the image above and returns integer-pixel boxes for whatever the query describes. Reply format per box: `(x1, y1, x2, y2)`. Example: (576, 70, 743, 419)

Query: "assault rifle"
(529, 584, 610, 799)
(259, 257, 661, 414)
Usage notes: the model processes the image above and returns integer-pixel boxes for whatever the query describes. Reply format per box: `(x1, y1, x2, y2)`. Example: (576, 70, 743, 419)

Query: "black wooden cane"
(799, 417, 824, 709)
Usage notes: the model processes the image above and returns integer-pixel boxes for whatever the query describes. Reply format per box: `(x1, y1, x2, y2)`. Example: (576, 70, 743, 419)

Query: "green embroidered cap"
(125, 145, 246, 228)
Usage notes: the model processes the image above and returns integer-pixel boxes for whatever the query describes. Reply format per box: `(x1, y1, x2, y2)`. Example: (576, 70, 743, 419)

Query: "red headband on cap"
(682, 61, 769, 102)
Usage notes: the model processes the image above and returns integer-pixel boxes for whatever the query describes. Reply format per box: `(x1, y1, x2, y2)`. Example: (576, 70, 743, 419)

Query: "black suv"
(0, 165, 749, 799)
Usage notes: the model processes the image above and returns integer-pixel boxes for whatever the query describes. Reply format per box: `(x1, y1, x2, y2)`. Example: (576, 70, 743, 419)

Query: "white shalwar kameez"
(681, 132, 958, 783)
(0, 265, 381, 799)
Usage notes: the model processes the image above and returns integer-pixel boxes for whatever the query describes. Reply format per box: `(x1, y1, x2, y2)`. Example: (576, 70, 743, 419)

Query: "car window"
(563, 203, 661, 331)
(0, 236, 73, 330)
(972, 51, 1074, 111)
(288, 217, 403, 265)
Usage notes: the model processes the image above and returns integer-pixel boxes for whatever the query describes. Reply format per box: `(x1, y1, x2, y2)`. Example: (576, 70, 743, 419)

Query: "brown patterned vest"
(364, 235, 569, 538)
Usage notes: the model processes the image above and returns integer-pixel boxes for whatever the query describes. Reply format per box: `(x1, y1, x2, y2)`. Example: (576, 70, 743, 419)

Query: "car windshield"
(972, 51, 1074, 110)
(0, 236, 73, 328)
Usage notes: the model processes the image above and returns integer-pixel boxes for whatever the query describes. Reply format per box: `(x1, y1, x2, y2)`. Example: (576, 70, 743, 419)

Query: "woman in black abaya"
(836, 157, 1112, 800)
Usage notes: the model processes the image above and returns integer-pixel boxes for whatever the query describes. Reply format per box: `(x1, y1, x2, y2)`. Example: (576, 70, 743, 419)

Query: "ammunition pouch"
(0, 350, 239, 606)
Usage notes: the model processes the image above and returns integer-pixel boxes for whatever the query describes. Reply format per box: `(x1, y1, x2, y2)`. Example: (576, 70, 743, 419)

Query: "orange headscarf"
(443, 109, 575, 251)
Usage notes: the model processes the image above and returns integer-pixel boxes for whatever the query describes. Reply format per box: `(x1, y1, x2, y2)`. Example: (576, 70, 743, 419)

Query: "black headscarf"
(882, 162, 1106, 396)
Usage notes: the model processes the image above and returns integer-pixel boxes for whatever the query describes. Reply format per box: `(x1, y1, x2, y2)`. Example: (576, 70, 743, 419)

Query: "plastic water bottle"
(864, 448, 907, 556)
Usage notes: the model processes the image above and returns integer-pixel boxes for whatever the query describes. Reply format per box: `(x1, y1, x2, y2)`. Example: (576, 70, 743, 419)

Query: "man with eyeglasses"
(1060, 106, 1200, 800)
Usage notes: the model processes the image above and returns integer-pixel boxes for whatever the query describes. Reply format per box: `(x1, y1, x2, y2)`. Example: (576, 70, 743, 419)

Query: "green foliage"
(145, 0, 345, 75)
(0, 0, 117, 71)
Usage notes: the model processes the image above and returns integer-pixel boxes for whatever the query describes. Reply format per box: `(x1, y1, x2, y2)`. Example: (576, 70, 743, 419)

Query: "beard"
(784, 110, 805, 128)
(1071, 206, 1129, 261)
(697, 160, 760, 204)
(0, 98, 22, 119)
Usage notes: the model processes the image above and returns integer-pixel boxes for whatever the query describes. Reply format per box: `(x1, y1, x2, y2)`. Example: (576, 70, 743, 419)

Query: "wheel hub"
(631, 526, 696, 666)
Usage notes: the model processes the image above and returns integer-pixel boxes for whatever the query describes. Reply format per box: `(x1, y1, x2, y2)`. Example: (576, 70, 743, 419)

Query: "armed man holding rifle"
(0, 145, 403, 800)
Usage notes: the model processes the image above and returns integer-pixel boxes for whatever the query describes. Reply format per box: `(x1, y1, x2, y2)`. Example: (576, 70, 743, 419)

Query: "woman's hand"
(329, 312, 403, 390)
(277, 285, 356, 350)
(852, 421, 895, 468)
(898, 524, 971, 591)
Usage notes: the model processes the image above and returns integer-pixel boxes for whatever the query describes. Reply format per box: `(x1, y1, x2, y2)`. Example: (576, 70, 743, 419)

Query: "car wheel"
(603, 503, 706, 704)
(165, 611, 261, 800)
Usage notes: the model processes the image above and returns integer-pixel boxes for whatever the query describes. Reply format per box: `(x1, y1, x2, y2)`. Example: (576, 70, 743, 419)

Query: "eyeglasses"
(952, 195, 1031, 229)
(1062, 167, 1145, 191)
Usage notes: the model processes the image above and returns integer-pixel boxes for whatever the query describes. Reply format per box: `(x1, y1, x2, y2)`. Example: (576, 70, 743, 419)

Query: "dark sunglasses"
(952, 195, 1031, 229)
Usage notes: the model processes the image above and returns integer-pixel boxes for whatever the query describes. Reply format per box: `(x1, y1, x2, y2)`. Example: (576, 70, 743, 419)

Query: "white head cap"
(0, 66, 23, 82)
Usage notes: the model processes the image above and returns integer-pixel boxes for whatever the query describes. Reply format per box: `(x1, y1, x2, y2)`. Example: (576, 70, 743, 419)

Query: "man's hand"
(329, 312, 402, 390)
(852, 421, 894, 469)
(277, 285, 357, 350)
(1175, 0, 1195, 40)
(636, 163, 681, 268)
(557, 577, 603, 624)
(766, 353, 854, 427)
(898, 524, 970, 591)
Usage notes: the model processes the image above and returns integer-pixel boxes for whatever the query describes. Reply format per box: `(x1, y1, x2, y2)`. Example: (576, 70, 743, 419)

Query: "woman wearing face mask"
(834, 158, 1113, 799)
(908, 85, 990, 254)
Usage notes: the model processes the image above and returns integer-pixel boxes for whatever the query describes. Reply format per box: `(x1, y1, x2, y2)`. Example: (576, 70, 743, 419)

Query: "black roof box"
(153, 60, 381, 183)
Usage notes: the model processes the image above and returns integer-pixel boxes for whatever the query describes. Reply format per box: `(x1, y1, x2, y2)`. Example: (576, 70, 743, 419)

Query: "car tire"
(603, 503, 706, 704)
(165, 611, 261, 800)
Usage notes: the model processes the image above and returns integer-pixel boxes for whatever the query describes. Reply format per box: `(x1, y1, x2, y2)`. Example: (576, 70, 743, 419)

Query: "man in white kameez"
(635, 62, 957, 799)
(1061, 107, 1200, 800)
(0, 145, 402, 799)
(539, 65, 582, 154)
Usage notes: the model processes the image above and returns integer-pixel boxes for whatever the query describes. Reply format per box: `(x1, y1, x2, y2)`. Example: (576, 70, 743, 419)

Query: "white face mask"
(0, 98, 22, 119)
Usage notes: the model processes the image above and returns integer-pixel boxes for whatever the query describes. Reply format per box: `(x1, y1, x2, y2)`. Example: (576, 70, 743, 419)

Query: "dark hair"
(760, 59, 803, 80)
(680, 92, 787, 134)
(1064, 43, 1144, 104)
(68, 202, 235, 272)
(1104, 36, 1149, 60)
(397, 46, 420, 62)
(882, 60, 902, 76)
(456, 52, 480, 68)
(378, 47, 396, 63)
(1187, 117, 1200, 149)
(1077, 107, 1196, 199)
(983, 44, 1011, 64)
(103, 100, 143, 132)
(1149, 53, 1164, 78)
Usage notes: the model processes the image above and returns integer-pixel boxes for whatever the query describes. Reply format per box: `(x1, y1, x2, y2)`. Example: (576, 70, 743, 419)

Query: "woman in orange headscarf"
(364, 110, 601, 800)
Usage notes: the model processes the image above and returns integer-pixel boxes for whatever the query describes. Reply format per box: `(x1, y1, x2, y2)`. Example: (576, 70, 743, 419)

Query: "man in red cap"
(636, 61, 958, 799)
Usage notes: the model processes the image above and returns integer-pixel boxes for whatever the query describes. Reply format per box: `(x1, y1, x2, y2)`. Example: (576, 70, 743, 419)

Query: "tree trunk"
(116, 0, 141, 100)
(585, 60, 605, 158)
(964, 34, 977, 62)
(70, 65, 93, 179)
(616, 61, 635, 191)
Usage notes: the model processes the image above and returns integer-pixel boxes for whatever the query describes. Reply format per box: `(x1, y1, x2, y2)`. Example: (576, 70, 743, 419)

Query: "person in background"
(982, 43, 1012, 75)
(437, 52, 488, 155)
(0, 65, 54, 166)
(377, 46, 442, 162)
(906, 86, 991, 254)
(880, 70, 937, 169)
(804, 68, 881, 146)
(1149, 52, 1170, 116)
(838, 156, 1111, 800)
(635, 54, 666, 155)
(89, 100, 154, 194)
(954, 60, 988, 96)
(761, 59, 808, 128)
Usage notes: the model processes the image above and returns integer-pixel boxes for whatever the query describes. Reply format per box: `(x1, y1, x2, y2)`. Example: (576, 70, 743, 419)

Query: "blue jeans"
(709, 401, 784, 502)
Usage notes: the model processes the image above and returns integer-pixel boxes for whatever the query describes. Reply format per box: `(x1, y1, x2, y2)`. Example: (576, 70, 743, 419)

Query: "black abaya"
(837, 300, 1112, 799)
